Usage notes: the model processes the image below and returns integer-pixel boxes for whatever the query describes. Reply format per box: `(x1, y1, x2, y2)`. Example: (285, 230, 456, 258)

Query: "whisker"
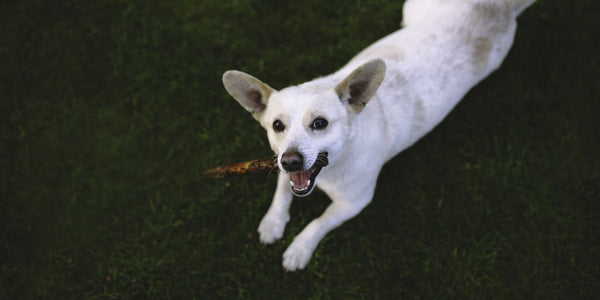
(315, 153, 329, 167)
(268, 155, 280, 175)
(267, 166, 279, 176)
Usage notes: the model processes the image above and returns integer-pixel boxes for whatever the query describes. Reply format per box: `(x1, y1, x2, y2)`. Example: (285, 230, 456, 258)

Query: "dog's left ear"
(335, 59, 386, 113)
(222, 70, 275, 120)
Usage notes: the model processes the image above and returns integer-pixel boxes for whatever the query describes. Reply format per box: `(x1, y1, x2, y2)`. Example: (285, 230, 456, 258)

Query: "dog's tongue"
(290, 170, 312, 190)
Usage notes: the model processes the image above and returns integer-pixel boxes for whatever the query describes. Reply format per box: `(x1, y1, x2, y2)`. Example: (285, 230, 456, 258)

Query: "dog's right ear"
(222, 70, 275, 120)
(335, 59, 386, 113)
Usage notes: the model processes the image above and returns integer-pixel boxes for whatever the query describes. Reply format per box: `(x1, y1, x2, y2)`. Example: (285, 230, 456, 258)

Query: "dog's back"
(335, 0, 536, 159)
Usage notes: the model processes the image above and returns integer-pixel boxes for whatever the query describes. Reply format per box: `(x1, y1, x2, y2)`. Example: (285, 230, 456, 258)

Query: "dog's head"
(222, 59, 386, 196)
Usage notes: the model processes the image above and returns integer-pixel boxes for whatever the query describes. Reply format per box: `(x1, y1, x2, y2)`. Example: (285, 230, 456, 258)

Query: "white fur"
(223, 0, 535, 271)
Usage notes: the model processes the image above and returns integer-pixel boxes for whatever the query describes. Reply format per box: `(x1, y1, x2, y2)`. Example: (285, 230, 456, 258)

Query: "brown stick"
(202, 157, 279, 178)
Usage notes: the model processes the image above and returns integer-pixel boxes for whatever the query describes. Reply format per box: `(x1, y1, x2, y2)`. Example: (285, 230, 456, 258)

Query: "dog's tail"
(507, 0, 536, 15)
(402, 0, 536, 27)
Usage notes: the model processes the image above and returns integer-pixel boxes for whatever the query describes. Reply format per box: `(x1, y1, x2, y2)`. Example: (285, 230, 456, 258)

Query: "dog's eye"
(272, 119, 285, 132)
(310, 117, 328, 130)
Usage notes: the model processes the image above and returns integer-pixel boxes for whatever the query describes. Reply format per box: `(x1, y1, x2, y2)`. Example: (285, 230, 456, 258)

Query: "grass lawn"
(2, 0, 599, 298)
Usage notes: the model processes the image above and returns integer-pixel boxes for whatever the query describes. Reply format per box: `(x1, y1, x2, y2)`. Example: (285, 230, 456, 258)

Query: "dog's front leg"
(258, 173, 293, 244)
(282, 183, 375, 271)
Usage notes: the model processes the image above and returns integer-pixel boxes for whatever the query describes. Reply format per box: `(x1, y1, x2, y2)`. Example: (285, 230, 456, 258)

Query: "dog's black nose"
(281, 150, 303, 172)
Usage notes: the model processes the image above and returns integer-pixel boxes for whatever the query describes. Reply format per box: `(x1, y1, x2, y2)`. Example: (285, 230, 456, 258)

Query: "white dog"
(222, 0, 535, 271)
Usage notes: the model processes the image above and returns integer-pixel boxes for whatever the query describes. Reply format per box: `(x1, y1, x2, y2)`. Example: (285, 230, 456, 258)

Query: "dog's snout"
(281, 150, 303, 172)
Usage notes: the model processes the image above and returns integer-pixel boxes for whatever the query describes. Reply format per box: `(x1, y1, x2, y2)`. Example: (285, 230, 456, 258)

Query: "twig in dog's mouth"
(202, 157, 278, 178)
(202, 153, 328, 182)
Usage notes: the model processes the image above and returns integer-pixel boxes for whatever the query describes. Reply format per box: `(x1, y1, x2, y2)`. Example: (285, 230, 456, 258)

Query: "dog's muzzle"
(280, 151, 328, 197)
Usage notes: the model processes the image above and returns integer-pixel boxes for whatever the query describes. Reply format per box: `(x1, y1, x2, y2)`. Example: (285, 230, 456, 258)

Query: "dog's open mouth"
(289, 152, 328, 197)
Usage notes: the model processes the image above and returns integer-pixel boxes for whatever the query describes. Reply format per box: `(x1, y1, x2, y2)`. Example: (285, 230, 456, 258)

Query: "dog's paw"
(282, 242, 313, 271)
(257, 215, 286, 244)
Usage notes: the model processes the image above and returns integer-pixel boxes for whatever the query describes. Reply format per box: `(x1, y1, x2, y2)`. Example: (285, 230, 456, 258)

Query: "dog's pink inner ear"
(247, 90, 266, 112)
(349, 81, 370, 101)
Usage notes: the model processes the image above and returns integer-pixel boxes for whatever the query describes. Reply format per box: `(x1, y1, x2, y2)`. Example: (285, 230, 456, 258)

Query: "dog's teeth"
(290, 180, 311, 191)
(299, 182, 310, 191)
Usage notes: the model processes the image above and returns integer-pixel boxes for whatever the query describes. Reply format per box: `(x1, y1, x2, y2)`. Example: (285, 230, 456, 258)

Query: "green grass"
(2, 0, 599, 298)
